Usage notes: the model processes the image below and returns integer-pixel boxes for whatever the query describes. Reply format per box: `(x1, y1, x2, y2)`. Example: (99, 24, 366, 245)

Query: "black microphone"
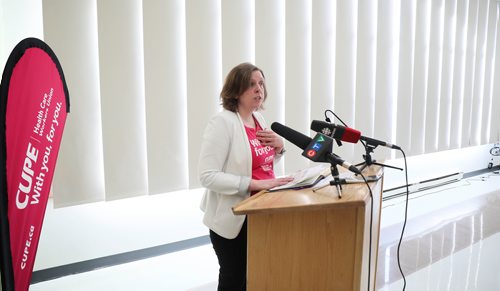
(270, 121, 311, 150)
(310, 120, 401, 150)
(271, 122, 361, 174)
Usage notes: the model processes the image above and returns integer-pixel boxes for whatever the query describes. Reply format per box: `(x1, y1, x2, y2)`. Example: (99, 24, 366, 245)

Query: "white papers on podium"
(269, 164, 330, 191)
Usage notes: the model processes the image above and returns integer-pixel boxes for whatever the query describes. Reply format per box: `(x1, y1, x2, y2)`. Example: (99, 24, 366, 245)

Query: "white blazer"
(198, 109, 281, 239)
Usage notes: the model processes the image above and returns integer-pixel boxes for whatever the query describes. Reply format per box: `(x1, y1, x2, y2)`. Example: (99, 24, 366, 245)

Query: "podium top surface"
(233, 166, 383, 215)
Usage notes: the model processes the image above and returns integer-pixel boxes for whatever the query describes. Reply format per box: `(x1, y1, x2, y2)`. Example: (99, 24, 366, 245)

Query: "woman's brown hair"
(220, 62, 267, 112)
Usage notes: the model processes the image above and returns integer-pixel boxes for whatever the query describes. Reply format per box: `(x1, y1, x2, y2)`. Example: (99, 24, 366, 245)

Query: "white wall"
(0, 0, 43, 68)
(34, 188, 206, 270)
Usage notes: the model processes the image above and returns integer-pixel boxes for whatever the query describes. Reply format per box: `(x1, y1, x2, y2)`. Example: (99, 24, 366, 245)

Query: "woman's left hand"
(249, 176, 295, 192)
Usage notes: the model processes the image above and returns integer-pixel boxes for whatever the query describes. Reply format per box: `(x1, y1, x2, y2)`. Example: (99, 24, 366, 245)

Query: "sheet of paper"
(270, 164, 329, 191)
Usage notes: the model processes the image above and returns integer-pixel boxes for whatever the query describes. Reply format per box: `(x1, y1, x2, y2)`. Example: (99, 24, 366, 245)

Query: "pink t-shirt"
(245, 120, 275, 194)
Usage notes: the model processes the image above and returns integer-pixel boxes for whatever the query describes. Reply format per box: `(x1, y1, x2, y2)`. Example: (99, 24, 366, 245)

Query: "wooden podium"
(233, 166, 383, 291)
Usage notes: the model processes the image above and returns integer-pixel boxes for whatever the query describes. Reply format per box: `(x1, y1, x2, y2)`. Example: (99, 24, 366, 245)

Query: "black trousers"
(209, 220, 247, 291)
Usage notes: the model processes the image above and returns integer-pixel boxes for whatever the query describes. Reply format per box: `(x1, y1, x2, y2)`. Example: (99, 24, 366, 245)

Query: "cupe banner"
(0, 38, 70, 291)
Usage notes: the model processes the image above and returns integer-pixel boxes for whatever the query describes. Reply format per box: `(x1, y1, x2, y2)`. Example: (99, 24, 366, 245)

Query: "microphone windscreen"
(342, 127, 361, 143)
(271, 122, 312, 150)
(310, 120, 331, 135)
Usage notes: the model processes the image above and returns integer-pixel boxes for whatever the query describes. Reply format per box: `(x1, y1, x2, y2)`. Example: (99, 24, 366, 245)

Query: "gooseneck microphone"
(270, 122, 361, 174)
(310, 120, 401, 150)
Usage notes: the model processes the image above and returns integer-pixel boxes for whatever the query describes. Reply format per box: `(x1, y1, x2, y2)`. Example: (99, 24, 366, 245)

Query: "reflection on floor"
(30, 173, 500, 291)
(377, 173, 500, 291)
(380, 233, 500, 291)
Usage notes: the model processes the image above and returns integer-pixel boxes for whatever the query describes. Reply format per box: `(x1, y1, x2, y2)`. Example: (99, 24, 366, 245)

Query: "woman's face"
(237, 70, 265, 113)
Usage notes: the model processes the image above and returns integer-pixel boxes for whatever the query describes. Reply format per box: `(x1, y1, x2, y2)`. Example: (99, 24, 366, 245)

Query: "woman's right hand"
(249, 176, 295, 192)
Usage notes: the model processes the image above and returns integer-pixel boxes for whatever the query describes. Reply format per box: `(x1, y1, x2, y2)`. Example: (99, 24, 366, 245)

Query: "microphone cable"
(323, 108, 409, 290)
(359, 173, 374, 291)
(358, 150, 409, 291)
(324, 109, 347, 126)
(395, 149, 409, 290)
(325, 108, 372, 290)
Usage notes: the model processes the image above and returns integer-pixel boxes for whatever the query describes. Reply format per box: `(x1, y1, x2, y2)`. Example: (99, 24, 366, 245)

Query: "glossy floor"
(30, 173, 500, 291)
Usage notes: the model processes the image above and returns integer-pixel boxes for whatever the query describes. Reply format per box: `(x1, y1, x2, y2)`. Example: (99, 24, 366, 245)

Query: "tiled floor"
(29, 173, 500, 291)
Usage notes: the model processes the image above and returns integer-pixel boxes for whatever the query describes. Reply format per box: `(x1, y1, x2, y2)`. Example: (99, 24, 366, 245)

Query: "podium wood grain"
(233, 166, 383, 291)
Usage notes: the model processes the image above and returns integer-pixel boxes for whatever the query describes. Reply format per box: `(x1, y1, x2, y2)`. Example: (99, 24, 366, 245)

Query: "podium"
(233, 166, 383, 291)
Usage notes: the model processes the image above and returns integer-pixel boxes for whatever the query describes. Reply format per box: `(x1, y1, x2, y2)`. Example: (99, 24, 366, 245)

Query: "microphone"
(310, 120, 401, 150)
(270, 121, 311, 150)
(270, 122, 361, 174)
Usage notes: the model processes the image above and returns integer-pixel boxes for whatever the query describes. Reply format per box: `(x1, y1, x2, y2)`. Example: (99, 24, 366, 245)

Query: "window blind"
(0, 0, 490, 206)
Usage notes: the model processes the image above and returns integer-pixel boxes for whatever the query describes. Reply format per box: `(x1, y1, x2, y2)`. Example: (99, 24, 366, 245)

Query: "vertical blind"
(1, 0, 499, 207)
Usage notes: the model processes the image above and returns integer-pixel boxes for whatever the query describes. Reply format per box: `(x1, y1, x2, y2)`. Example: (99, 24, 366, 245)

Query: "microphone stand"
(355, 143, 403, 173)
(324, 108, 402, 174)
(313, 162, 346, 199)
